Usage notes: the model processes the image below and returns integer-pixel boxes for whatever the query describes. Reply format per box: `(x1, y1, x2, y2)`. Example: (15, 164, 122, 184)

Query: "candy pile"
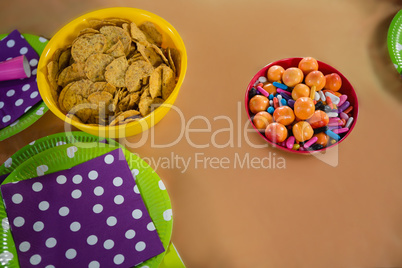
(248, 57, 355, 152)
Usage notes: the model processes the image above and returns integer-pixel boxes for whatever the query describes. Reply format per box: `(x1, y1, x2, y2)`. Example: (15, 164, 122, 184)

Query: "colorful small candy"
(329, 117, 342, 124)
(339, 112, 349, 120)
(277, 88, 291, 96)
(248, 87, 258, 99)
(338, 101, 350, 113)
(325, 129, 340, 140)
(310, 86, 316, 100)
(337, 94, 347, 107)
(288, 99, 295, 109)
(345, 117, 354, 128)
(248, 57, 355, 152)
(310, 144, 324, 150)
(326, 96, 334, 109)
(280, 92, 292, 100)
(286, 136, 295, 149)
(315, 101, 325, 111)
(256, 86, 269, 97)
(324, 105, 332, 113)
(273, 97, 279, 109)
(318, 90, 326, 102)
(343, 106, 353, 114)
(258, 76, 268, 83)
(326, 112, 338, 118)
(328, 125, 341, 131)
(273, 81, 288, 90)
(292, 143, 300, 150)
(303, 136, 318, 148)
(332, 127, 349, 134)
(325, 92, 340, 105)
(328, 122, 341, 127)
(314, 92, 321, 101)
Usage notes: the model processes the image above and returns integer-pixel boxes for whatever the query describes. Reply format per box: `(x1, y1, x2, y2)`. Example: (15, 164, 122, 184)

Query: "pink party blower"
(0, 55, 31, 82)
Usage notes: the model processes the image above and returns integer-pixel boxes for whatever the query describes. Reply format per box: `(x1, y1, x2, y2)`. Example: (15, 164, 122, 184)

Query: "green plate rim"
(0, 131, 116, 176)
(0, 33, 49, 142)
(0, 133, 172, 268)
(387, 9, 402, 74)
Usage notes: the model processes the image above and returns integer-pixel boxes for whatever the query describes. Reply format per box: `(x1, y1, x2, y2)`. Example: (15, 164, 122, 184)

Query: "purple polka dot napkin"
(0, 148, 165, 267)
(0, 29, 42, 129)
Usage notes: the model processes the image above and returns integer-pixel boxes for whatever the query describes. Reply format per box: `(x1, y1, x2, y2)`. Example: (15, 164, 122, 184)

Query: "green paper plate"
(0, 33, 49, 141)
(0, 131, 117, 176)
(387, 9, 402, 74)
(0, 134, 172, 268)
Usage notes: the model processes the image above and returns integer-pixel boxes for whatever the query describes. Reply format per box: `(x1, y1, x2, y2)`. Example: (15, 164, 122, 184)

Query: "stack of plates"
(0, 132, 173, 268)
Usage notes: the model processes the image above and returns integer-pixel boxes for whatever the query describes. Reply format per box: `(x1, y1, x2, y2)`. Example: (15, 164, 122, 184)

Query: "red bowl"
(245, 57, 359, 154)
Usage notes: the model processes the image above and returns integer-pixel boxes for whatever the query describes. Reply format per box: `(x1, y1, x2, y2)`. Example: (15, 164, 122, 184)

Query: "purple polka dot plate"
(0, 32, 49, 142)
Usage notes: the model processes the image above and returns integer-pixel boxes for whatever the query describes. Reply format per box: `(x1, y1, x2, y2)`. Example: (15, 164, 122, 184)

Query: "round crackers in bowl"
(38, 7, 187, 138)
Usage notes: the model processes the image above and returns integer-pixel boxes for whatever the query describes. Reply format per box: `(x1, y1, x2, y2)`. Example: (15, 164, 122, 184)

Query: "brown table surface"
(1, 0, 402, 267)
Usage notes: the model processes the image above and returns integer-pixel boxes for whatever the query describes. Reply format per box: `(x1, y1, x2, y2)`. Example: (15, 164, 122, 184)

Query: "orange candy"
(282, 67, 304, 87)
(307, 110, 329, 129)
(292, 121, 314, 142)
(253, 111, 274, 130)
(294, 97, 315, 120)
(313, 132, 329, 147)
(265, 122, 288, 143)
(298, 57, 319, 75)
(249, 95, 269, 114)
(262, 83, 277, 95)
(292, 84, 310, 100)
(305, 71, 326, 91)
(267, 65, 285, 82)
(273, 106, 295, 126)
(324, 73, 342, 92)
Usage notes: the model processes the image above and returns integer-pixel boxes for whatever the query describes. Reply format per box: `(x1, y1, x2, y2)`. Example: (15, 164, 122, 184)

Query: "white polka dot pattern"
(19, 241, 30, 252)
(38, 201, 49, 211)
(7, 39, 15, 48)
(19, 47, 28, 55)
(12, 194, 23, 204)
(45, 237, 57, 248)
(87, 235, 98, 245)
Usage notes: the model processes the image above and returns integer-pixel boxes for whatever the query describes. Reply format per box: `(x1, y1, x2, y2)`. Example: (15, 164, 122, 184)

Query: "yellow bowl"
(37, 7, 187, 138)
